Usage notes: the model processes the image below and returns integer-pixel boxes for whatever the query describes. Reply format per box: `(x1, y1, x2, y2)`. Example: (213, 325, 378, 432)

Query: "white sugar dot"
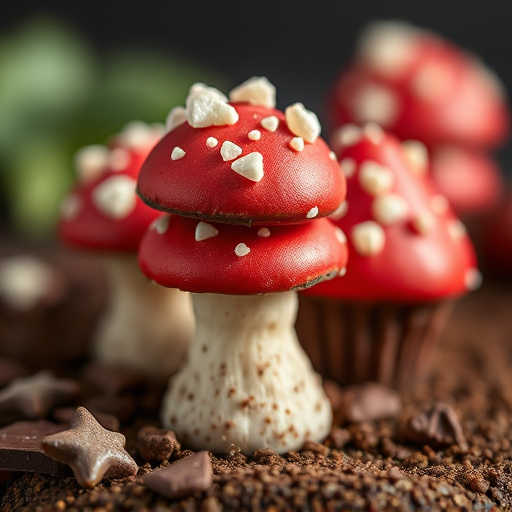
(335, 228, 347, 244)
(351, 221, 386, 257)
(331, 124, 362, 150)
(206, 137, 219, 148)
(261, 116, 279, 132)
(329, 200, 348, 220)
(358, 161, 395, 195)
(258, 228, 270, 237)
(60, 194, 82, 221)
(231, 152, 264, 182)
(430, 194, 449, 215)
(402, 140, 428, 175)
(285, 103, 321, 143)
(352, 84, 399, 128)
(372, 194, 409, 225)
(363, 123, 384, 144)
(229, 76, 276, 108)
(447, 219, 467, 240)
(151, 215, 171, 234)
(306, 206, 319, 219)
(220, 141, 243, 161)
(166, 106, 188, 131)
(340, 158, 357, 178)
(118, 121, 164, 150)
(92, 175, 137, 220)
(289, 137, 304, 152)
(411, 62, 455, 102)
(248, 130, 261, 141)
(339, 267, 347, 277)
(171, 147, 186, 160)
(195, 221, 219, 241)
(329, 151, 337, 161)
(235, 243, 250, 257)
(411, 212, 435, 234)
(187, 94, 239, 128)
(109, 148, 131, 171)
(75, 145, 109, 183)
(465, 268, 482, 291)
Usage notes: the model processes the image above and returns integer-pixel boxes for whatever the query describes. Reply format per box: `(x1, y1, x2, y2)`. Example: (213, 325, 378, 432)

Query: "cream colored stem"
(161, 291, 332, 454)
(94, 254, 194, 377)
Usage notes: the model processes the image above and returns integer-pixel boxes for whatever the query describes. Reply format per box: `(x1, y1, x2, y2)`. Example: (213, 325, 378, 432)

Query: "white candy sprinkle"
(372, 194, 409, 225)
(248, 130, 261, 141)
(91, 175, 137, 220)
(229, 76, 276, 108)
(151, 215, 171, 234)
(231, 152, 264, 182)
(447, 219, 467, 240)
(206, 137, 219, 148)
(187, 94, 239, 128)
(352, 84, 400, 127)
(331, 124, 362, 150)
(171, 147, 186, 160)
(109, 148, 131, 171)
(235, 243, 250, 256)
(289, 137, 304, 152)
(339, 267, 347, 277)
(411, 62, 455, 102)
(329, 200, 348, 220)
(430, 194, 449, 215)
(340, 158, 357, 178)
(335, 228, 347, 244)
(411, 212, 435, 234)
(465, 268, 482, 291)
(60, 194, 82, 221)
(363, 123, 384, 144)
(187, 83, 228, 104)
(351, 221, 386, 256)
(358, 161, 395, 195)
(261, 116, 279, 132)
(258, 228, 271, 237)
(285, 103, 321, 143)
(195, 221, 219, 241)
(75, 145, 110, 183)
(306, 206, 319, 219)
(118, 121, 164, 150)
(166, 106, 188, 131)
(220, 141, 243, 161)
(329, 151, 337, 161)
(402, 140, 428, 175)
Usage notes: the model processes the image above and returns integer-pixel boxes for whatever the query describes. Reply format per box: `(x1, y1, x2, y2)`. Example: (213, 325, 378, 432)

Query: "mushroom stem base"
(161, 291, 332, 454)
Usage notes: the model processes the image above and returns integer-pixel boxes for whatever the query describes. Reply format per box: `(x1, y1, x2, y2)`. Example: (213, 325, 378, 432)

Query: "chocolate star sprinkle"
(42, 406, 138, 488)
(0, 371, 80, 422)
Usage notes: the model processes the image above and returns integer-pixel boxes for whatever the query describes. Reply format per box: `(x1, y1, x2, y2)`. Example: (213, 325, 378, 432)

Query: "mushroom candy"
(298, 124, 479, 389)
(59, 122, 194, 377)
(137, 77, 348, 454)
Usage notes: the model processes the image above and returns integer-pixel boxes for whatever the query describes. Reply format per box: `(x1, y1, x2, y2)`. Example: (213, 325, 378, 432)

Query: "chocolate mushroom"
(59, 122, 194, 377)
(137, 78, 348, 454)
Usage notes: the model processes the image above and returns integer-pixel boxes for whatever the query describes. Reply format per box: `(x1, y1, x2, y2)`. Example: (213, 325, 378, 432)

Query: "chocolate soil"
(1, 248, 512, 509)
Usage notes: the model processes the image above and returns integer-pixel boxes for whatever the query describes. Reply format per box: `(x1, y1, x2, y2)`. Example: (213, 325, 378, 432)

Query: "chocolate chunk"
(340, 382, 402, 423)
(82, 364, 146, 396)
(137, 426, 180, 462)
(404, 401, 468, 451)
(0, 371, 80, 423)
(53, 407, 120, 432)
(42, 406, 138, 488)
(143, 451, 212, 499)
(0, 420, 69, 474)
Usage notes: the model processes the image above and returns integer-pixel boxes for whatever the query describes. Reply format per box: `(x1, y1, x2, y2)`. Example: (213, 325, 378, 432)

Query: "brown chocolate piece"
(404, 401, 468, 451)
(0, 420, 69, 474)
(340, 382, 402, 423)
(143, 451, 212, 499)
(82, 364, 146, 396)
(52, 407, 120, 432)
(42, 407, 138, 488)
(137, 426, 180, 462)
(0, 371, 80, 423)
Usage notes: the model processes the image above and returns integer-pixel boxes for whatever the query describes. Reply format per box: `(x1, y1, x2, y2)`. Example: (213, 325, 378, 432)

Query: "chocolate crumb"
(137, 426, 180, 462)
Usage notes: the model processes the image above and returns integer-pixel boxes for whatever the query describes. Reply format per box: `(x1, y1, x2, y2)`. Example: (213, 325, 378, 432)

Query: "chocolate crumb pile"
(1, 245, 512, 510)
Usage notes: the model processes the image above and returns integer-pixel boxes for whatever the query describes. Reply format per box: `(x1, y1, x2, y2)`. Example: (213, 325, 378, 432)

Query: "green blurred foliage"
(0, 17, 225, 237)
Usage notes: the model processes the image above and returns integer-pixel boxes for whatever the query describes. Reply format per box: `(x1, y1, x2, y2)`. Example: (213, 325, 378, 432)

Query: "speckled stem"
(93, 254, 194, 378)
(161, 291, 332, 455)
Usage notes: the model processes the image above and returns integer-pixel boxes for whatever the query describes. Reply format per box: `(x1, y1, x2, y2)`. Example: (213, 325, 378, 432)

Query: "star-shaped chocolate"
(0, 371, 80, 423)
(42, 406, 138, 488)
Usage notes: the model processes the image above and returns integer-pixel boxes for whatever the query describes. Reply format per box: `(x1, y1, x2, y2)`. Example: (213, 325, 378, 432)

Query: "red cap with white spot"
(139, 215, 348, 295)
(328, 21, 509, 148)
(59, 122, 165, 252)
(304, 127, 479, 302)
(137, 81, 344, 225)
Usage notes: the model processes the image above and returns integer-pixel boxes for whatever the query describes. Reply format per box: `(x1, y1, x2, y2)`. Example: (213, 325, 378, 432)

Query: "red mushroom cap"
(138, 215, 348, 295)
(59, 122, 164, 252)
(329, 22, 509, 148)
(137, 102, 344, 225)
(303, 127, 479, 303)
(429, 146, 503, 216)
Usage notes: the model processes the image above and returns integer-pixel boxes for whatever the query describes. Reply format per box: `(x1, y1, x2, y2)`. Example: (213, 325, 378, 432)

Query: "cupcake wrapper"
(296, 297, 454, 389)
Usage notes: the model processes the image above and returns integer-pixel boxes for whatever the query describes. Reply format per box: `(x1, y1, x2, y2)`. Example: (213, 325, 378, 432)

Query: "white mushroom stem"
(161, 291, 332, 454)
(93, 255, 194, 378)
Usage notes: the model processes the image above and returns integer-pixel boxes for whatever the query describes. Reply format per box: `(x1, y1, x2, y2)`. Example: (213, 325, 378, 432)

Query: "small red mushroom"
(59, 122, 194, 378)
(299, 125, 478, 388)
(137, 78, 348, 454)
